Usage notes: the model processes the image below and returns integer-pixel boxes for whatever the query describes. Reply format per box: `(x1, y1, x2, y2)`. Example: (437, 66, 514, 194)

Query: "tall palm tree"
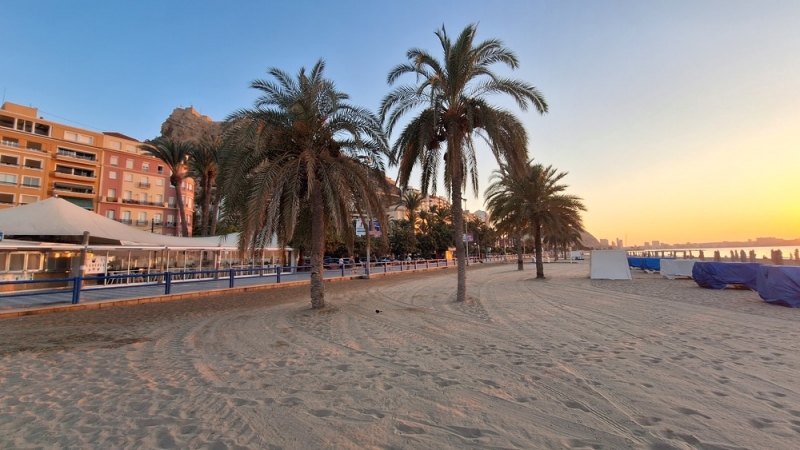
(381, 24, 547, 302)
(188, 136, 221, 236)
(485, 160, 585, 278)
(221, 60, 389, 309)
(140, 137, 194, 237)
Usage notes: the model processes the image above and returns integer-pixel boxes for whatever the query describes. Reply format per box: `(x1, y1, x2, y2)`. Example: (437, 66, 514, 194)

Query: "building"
(0, 102, 193, 235)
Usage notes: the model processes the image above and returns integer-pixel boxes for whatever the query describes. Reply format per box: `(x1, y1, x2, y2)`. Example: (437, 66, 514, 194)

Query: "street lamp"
(463, 199, 469, 264)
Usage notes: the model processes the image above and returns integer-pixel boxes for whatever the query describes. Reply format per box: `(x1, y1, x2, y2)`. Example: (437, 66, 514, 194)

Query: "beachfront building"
(0, 102, 194, 235)
(98, 132, 194, 236)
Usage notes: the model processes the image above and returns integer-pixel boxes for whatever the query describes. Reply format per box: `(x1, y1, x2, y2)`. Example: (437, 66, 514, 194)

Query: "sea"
(634, 245, 799, 260)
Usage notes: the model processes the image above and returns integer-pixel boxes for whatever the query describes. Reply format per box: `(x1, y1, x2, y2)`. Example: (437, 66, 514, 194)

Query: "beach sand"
(1, 262, 798, 449)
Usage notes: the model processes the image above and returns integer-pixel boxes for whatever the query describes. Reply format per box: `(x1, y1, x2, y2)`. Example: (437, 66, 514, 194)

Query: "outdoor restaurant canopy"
(0, 197, 280, 250)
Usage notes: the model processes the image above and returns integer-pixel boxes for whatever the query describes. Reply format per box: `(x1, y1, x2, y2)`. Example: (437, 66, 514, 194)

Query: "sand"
(1, 262, 799, 449)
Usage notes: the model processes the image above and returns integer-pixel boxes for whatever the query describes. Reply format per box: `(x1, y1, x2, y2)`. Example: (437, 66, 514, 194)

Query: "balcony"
(1, 140, 20, 149)
(153, 221, 163, 226)
(137, 182, 151, 189)
(165, 222, 176, 228)
(56, 149, 97, 163)
(136, 220, 148, 226)
(105, 197, 119, 202)
(121, 198, 140, 204)
(52, 183, 94, 197)
(119, 219, 133, 225)
(53, 170, 96, 181)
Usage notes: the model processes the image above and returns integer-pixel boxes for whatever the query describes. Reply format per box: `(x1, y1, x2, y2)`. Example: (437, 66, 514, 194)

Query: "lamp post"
(463, 199, 469, 264)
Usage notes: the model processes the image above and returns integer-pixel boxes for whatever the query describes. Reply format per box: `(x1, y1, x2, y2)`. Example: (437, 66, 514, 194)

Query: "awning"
(62, 197, 94, 209)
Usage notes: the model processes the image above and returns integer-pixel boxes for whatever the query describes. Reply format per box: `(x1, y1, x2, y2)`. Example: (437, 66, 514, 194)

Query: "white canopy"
(0, 198, 282, 249)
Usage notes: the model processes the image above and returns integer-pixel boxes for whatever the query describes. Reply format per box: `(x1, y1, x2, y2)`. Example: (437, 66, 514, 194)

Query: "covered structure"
(590, 250, 632, 280)
(0, 198, 291, 289)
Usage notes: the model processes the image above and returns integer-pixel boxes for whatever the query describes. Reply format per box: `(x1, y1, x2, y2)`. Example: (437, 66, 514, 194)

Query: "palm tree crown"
(380, 23, 547, 301)
(221, 60, 389, 309)
(485, 160, 585, 278)
(139, 137, 194, 237)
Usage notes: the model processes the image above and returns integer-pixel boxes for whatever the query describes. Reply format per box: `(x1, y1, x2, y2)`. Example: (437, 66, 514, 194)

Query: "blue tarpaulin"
(628, 257, 668, 271)
(756, 265, 800, 307)
(692, 262, 760, 290)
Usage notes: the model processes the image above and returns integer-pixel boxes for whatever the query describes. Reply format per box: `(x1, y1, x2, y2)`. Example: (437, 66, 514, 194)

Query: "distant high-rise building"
(599, 238, 609, 248)
(616, 238, 624, 249)
(652, 240, 660, 248)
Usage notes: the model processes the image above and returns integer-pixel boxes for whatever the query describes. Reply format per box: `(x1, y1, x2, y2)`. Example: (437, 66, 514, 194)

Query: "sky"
(3, 0, 799, 246)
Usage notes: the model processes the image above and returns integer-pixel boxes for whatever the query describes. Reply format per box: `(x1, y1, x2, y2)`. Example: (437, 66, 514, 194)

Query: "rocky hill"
(160, 106, 223, 143)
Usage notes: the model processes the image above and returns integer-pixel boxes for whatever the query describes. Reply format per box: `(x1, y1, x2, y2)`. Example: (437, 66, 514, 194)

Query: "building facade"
(0, 102, 193, 236)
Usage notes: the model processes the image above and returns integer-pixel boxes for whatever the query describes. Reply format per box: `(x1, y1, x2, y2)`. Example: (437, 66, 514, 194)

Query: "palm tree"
(397, 191, 423, 228)
(381, 24, 547, 302)
(221, 60, 389, 309)
(485, 160, 585, 278)
(140, 137, 194, 237)
(188, 136, 221, 236)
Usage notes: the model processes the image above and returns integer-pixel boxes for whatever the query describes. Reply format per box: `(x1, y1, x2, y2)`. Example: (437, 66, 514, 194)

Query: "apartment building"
(0, 102, 193, 236)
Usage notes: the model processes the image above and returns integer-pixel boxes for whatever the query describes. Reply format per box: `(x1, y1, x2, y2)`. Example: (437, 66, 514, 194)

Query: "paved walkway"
(0, 259, 475, 317)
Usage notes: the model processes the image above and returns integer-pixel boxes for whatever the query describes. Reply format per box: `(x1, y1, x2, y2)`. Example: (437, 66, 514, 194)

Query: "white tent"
(0, 197, 281, 249)
(590, 250, 632, 280)
(660, 259, 698, 280)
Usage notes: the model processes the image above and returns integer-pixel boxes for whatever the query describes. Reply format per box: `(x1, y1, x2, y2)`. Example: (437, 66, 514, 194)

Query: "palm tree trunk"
(450, 136, 467, 303)
(516, 231, 524, 271)
(210, 191, 220, 236)
(201, 176, 212, 236)
(309, 190, 326, 309)
(534, 218, 545, 278)
(174, 179, 189, 237)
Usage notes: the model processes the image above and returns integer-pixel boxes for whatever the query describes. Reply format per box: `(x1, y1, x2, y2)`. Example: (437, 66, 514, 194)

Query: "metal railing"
(0, 256, 529, 310)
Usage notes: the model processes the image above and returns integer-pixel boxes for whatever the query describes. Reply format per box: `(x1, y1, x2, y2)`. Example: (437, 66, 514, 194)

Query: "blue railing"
(0, 255, 525, 310)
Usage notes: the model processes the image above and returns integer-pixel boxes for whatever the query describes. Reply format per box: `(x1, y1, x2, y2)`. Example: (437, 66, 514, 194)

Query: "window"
(167, 214, 175, 225)
(9, 253, 25, 271)
(188, 183, 193, 191)
(106, 210, 115, 219)
(107, 188, 116, 198)
(137, 212, 147, 225)
(0, 173, 17, 185)
(64, 131, 93, 144)
(181, 181, 187, 189)
(157, 165, 164, 174)
(156, 178, 164, 186)
(23, 158, 42, 170)
(140, 176, 149, 186)
(0, 115, 14, 128)
(26, 142, 42, 152)
(1, 137, 19, 148)
(33, 123, 50, 136)
(126, 144, 136, 153)
(168, 196, 175, 207)
(0, 155, 18, 166)
(21, 176, 40, 188)
(27, 253, 42, 270)
(154, 213, 162, 224)
(125, 159, 133, 169)
(124, 173, 133, 182)
(110, 141, 122, 150)
(0, 193, 13, 204)
(16, 120, 32, 133)
(142, 162, 149, 172)
(124, 190, 132, 200)
(55, 165, 94, 178)
(155, 194, 163, 204)
(19, 194, 38, 205)
(110, 156, 118, 166)
(121, 211, 131, 224)
(109, 171, 117, 179)
(140, 193, 148, 203)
